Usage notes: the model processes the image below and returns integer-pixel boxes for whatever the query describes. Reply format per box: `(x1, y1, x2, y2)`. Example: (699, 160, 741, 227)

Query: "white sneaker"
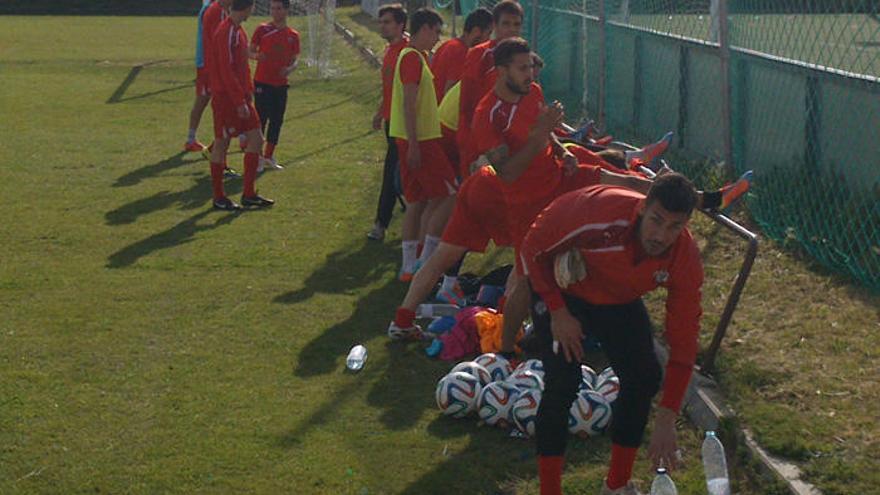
(387, 321, 424, 341)
(366, 223, 385, 241)
(259, 156, 284, 172)
(599, 481, 644, 495)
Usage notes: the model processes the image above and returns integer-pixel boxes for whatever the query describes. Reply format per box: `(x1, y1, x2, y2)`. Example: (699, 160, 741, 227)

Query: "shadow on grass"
(105, 174, 233, 226)
(287, 86, 379, 120)
(286, 129, 376, 163)
(106, 207, 241, 268)
(106, 60, 188, 104)
(113, 151, 203, 188)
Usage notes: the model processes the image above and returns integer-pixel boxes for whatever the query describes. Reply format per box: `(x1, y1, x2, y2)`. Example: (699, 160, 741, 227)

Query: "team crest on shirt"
(654, 270, 670, 284)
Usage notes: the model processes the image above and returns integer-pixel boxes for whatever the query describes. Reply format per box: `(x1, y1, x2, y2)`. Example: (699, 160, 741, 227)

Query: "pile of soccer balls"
(435, 353, 620, 438)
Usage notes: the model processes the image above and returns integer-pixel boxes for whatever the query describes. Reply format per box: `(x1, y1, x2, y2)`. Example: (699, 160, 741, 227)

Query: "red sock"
(264, 142, 276, 159)
(606, 444, 638, 490)
(395, 307, 416, 328)
(538, 455, 564, 495)
(243, 152, 259, 197)
(209, 162, 225, 200)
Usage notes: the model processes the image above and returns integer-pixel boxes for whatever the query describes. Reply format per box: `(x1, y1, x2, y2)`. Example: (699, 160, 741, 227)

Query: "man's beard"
(505, 79, 530, 96)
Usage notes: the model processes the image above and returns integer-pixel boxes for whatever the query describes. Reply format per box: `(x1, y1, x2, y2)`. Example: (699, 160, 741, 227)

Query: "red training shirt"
(471, 83, 561, 204)
(519, 184, 704, 412)
(458, 39, 498, 133)
(380, 36, 410, 121)
(251, 23, 300, 87)
(211, 17, 254, 106)
(430, 37, 468, 99)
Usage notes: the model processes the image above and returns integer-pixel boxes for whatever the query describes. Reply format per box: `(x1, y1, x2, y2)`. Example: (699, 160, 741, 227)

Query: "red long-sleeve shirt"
(457, 39, 497, 134)
(520, 185, 704, 412)
(211, 17, 254, 106)
(430, 37, 468, 99)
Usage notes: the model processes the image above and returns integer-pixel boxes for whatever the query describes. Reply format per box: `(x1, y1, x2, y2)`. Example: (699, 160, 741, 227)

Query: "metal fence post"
(719, 0, 733, 171)
(598, 0, 606, 130)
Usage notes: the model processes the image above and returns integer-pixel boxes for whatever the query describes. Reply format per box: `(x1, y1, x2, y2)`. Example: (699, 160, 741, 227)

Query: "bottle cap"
(706, 430, 716, 437)
(656, 467, 668, 475)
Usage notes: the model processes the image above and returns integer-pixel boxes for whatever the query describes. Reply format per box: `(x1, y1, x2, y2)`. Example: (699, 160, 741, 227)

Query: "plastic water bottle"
(416, 303, 460, 318)
(650, 468, 678, 495)
(702, 431, 731, 495)
(346, 344, 367, 371)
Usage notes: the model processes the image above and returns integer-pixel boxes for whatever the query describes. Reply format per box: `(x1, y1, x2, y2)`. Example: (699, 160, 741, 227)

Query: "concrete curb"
(333, 15, 824, 495)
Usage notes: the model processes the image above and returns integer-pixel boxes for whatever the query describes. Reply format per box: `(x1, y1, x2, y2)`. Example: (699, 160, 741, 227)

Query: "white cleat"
(259, 157, 284, 172)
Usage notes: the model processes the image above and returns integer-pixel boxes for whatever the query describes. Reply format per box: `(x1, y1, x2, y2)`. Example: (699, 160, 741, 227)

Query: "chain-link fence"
(451, 0, 879, 291)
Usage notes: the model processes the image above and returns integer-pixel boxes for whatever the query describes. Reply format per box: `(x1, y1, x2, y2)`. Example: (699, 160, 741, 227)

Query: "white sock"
(402, 240, 419, 273)
(419, 235, 440, 264)
(441, 275, 457, 292)
(187, 129, 197, 143)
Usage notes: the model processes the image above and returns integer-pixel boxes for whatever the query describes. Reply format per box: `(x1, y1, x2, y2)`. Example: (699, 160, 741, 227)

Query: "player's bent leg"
(400, 201, 427, 281)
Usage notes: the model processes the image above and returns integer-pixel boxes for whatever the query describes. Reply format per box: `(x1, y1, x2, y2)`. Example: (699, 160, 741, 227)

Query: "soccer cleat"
(259, 156, 284, 171)
(387, 321, 425, 341)
(241, 193, 275, 208)
(213, 196, 241, 211)
(223, 166, 241, 178)
(435, 284, 466, 306)
(184, 140, 207, 153)
(570, 119, 596, 142)
(719, 170, 753, 211)
(398, 269, 414, 283)
(627, 131, 673, 169)
(367, 223, 386, 241)
(599, 481, 644, 495)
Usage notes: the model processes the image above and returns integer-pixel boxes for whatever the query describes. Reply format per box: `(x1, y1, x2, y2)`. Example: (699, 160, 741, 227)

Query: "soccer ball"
(568, 389, 612, 436)
(474, 353, 513, 382)
(595, 375, 620, 403)
(514, 358, 545, 379)
(579, 365, 598, 391)
(511, 388, 542, 436)
(436, 371, 482, 418)
(597, 366, 617, 384)
(450, 361, 492, 386)
(477, 381, 521, 428)
(506, 369, 545, 391)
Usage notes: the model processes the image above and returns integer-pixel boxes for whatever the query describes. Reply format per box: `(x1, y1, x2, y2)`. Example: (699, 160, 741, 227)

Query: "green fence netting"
(455, 0, 879, 291)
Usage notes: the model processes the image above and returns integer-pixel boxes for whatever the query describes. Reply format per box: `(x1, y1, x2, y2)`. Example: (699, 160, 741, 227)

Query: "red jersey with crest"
(211, 17, 254, 106)
(519, 185, 704, 411)
(252, 23, 300, 86)
(471, 83, 561, 205)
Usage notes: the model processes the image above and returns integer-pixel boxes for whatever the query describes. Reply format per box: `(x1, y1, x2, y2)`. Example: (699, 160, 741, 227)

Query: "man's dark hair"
(646, 172, 699, 215)
(464, 7, 493, 33)
(270, 0, 290, 8)
(410, 8, 443, 36)
(494, 37, 531, 67)
(232, 0, 254, 11)
(378, 3, 407, 26)
(492, 0, 524, 23)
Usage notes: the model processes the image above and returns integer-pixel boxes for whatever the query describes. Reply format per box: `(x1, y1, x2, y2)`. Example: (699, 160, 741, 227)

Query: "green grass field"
(0, 11, 878, 495)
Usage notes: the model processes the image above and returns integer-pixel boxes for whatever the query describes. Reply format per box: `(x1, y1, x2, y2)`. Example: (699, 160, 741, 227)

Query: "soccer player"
(520, 175, 704, 495)
(184, 0, 215, 153)
(457, 0, 524, 176)
(389, 8, 458, 281)
(430, 7, 493, 99)
(367, 4, 409, 242)
(250, 0, 300, 171)
(208, 0, 273, 210)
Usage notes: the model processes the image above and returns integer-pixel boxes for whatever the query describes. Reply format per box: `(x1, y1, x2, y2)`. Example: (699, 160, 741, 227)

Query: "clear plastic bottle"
(346, 344, 367, 371)
(650, 467, 678, 495)
(416, 303, 460, 318)
(701, 431, 731, 495)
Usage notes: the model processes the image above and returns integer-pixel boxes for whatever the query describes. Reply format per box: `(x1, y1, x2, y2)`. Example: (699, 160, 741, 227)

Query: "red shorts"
(396, 138, 458, 203)
(211, 93, 261, 140)
(441, 168, 511, 251)
(440, 125, 460, 175)
(196, 67, 211, 97)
